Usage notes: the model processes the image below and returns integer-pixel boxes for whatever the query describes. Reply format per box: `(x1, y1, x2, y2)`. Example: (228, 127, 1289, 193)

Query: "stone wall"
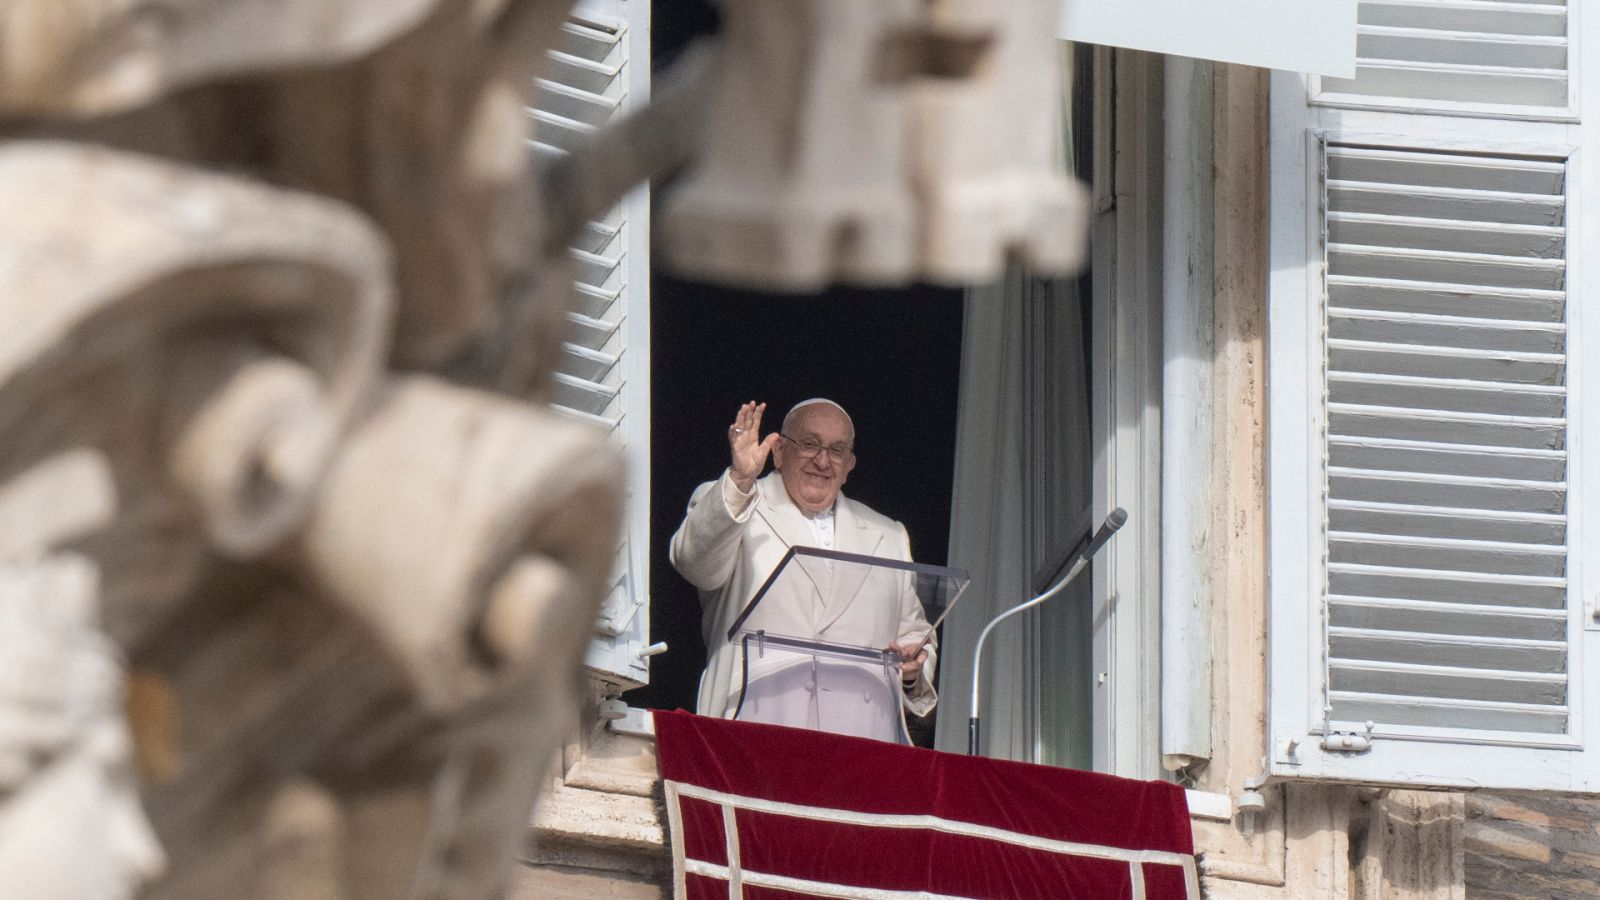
(1464, 793, 1600, 899)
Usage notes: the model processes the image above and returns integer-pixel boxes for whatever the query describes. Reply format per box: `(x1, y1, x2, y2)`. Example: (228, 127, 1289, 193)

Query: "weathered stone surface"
(0, 555, 165, 900)
(1350, 790, 1464, 900)
(0, 141, 391, 645)
(510, 863, 665, 900)
(0, 0, 441, 118)
(0, 3, 638, 899)
(658, 0, 922, 290)
(261, 0, 580, 369)
(1464, 792, 1600, 899)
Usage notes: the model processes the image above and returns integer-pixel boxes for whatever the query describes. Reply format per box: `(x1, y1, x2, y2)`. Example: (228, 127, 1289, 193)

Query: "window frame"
(1089, 46, 1167, 781)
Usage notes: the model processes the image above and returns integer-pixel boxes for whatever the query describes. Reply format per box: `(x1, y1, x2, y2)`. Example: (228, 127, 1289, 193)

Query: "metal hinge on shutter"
(1319, 722, 1376, 753)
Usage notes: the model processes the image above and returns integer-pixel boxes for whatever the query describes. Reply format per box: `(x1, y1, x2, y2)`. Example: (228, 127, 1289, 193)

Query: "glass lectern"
(727, 547, 970, 744)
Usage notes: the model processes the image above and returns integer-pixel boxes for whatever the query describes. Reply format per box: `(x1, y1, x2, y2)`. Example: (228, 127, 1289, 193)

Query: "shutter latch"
(1320, 721, 1375, 754)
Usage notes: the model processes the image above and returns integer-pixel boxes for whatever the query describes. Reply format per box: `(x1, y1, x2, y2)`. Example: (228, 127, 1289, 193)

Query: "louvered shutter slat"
(575, 220, 622, 255)
(531, 109, 598, 156)
(1329, 471, 1564, 517)
(1334, 660, 1566, 704)
(1362, 1, 1565, 36)
(1327, 344, 1563, 385)
(1328, 149, 1564, 192)
(1332, 511, 1565, 546)
(1330, 595, 1566, 640)
(1328, 245, 1565, 290)
(536, 80, 621, 127)
(572, 247, 623, 292)
(1330, 312, 1566, 353)
(1329, 563, 1566, 607)
(1329, 693, 1567, 733)
(1328, 62, 1565, 108)
(552, 371, 622, 420)
(1328, 213, 1563, 258)
(1331, 503, 1566, 545)
(1329, 181, 1565, 225)
(545, 51, 623, 96)
(1329, 532, 1564, 577)
(559, 343, 620, 384)
(1329, 437, 1566, 479)
(1328, 277, 1564, 321)
(573, 282, 622, 319)
(568, 309, 623, 348)
(1328, 409, 1563, 453)
(1329, 415, 1563, 463)
(1330, 626, 1566, 669)
(1331, 369, 1565, 397)
(1357, 26, 1567, 69)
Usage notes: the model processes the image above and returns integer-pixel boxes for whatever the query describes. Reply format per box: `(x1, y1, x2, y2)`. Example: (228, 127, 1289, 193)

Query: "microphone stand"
(967, 508, 1128, 756)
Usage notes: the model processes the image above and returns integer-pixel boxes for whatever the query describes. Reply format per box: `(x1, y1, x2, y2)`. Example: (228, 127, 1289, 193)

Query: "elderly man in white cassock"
(670, 398, 937, 742)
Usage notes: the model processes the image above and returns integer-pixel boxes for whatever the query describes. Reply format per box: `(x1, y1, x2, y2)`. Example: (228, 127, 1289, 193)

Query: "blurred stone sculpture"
(260, 0, 581, 370)
(910, 0, 1088, 281)
(0, 1, 627, 898)
(0, 555, 165, 900)
(0, 0, 440, 118)
(658, 0, 1088, 290)
(0, 0, 1091, 896)
(0, 140, 391, 641)
(657, 0, 925, 289)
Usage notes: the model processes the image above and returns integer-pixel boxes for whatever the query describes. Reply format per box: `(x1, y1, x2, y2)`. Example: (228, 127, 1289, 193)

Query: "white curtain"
(934, 270, 1092, 765)
(933, 42, 1092, 765)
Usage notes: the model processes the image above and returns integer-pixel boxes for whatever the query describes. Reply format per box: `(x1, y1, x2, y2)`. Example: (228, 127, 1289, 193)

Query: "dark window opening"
(627, 274, 965, 721)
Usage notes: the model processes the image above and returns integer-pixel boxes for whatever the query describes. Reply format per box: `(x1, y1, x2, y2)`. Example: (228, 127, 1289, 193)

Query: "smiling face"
(772, 404, 856, 516)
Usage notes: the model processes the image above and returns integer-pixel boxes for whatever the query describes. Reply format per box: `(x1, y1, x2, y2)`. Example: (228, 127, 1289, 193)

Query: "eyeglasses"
(779, 434, 853, 465)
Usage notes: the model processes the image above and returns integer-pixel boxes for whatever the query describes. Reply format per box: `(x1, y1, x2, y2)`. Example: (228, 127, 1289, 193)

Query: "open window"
(1268, 0, 1600, 790)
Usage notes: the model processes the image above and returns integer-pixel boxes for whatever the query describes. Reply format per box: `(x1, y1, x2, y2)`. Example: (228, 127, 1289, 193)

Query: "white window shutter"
(1269, 5, 1600, 789)
(1058, 0, 1357, 77)
(1315, 0, 1574, 117)
(531, 0, 652, 687)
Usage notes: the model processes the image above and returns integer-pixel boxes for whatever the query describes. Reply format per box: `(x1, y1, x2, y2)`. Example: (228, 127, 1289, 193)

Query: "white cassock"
(669, 470, 937, 743)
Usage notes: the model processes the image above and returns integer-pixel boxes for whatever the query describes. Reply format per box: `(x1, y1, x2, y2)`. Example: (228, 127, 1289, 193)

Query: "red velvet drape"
(654, 710, 1198, 899)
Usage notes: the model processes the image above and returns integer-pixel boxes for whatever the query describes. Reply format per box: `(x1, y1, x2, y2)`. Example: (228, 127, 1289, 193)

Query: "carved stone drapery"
(0, 1, 1094, 896)
(0, 141, 391, 645)
(657, 0, 1088, 290)
(0, 3, 632, 898)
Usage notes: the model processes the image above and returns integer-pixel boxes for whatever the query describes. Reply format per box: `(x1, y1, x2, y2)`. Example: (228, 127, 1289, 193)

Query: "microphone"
(1084, 507, 1128, 559)
(968, 508, 1128, 756)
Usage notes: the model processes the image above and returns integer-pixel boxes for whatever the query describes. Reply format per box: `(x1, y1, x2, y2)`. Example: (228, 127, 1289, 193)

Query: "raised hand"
(727, 401, 780, 492)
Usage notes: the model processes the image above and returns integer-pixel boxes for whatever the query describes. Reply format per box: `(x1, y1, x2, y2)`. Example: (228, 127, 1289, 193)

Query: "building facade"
(520, 2, 1600, 897)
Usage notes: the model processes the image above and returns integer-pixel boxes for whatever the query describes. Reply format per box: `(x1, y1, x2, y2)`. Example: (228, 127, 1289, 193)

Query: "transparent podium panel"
(726, 547, 971, 744)
(733, 633, 907, 742)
